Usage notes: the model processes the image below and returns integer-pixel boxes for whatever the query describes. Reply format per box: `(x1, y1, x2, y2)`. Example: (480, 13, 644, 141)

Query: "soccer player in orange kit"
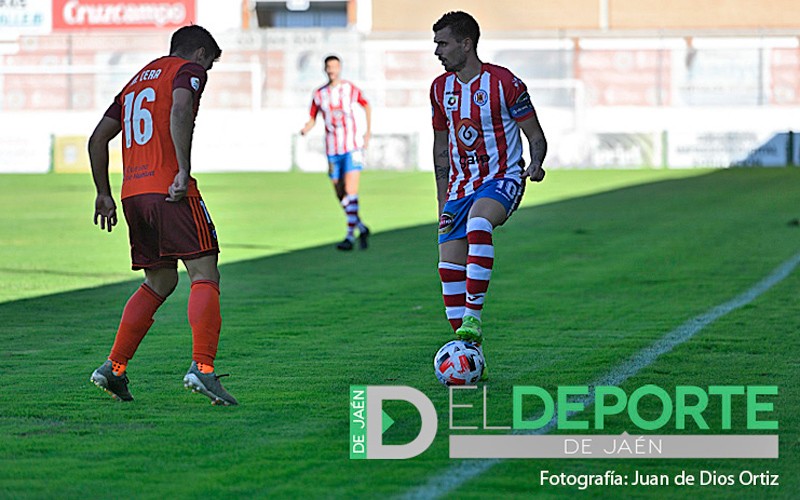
(88, 25, 237, 405)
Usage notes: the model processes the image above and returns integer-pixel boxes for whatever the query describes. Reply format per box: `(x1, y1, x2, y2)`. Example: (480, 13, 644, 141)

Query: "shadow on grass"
(3, 168, 799, 360)
(2, 169, 799, 497)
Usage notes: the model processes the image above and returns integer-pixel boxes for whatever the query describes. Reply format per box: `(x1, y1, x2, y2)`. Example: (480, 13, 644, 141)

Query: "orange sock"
(111, 360, 127, 375)
(196, 362, 214, 374)
(188, 280, 221, 367)
(109, 283, 165, 366)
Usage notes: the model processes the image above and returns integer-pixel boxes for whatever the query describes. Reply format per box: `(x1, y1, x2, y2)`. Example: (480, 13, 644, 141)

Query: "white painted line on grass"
(400, 251, 800, 500)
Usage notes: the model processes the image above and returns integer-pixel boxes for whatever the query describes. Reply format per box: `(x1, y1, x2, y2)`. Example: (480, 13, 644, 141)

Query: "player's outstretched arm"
(433, 129, 450, 216)
(519, 115, 547, 183)
(88, 116, 122, 232)
(300, 117, 316, 136)
(302, 96, 321, 136)
(167, 87, 195, 202)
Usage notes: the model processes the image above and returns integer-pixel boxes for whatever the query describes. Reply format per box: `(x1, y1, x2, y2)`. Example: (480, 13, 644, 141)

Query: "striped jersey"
(309, 80, 368, 156)
(430, 63, 536, 200)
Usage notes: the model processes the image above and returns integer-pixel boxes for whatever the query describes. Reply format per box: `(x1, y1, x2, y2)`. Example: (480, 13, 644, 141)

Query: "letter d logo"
(350, 385, 437, 459)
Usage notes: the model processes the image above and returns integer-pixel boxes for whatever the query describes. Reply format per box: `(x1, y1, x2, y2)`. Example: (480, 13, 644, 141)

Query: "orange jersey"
(104, 56, 207, 199)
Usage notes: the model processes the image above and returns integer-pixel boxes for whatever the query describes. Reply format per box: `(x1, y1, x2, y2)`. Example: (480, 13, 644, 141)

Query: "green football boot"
(183, 361, 238, 406)
(90, 360, 133, 402)
(455, 315, 483, 344)
(456, 317, 488, 381)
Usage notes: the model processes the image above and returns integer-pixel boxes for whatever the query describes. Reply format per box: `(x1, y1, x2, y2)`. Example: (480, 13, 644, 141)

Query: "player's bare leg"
(183, 253, 220, 283)
(331, 177, 346, 203)
(468, 197, 508, 227)
(439, 238, 468, 266)
(143, 267, 179, 298)
(343, 169, 360, 197)
(181, 254, 237, 405)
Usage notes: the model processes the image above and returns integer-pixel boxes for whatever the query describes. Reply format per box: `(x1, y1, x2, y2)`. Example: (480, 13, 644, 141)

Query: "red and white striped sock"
(438, 262, 466, 332)
(343, 195, 360, 239)
(465, 217, 494, 320)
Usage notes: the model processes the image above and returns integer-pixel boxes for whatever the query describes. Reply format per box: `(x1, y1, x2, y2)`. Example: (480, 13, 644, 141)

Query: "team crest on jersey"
(473, 89, 488, 106)
(190, 77, 200, 91)
(455, 118, 483, 152)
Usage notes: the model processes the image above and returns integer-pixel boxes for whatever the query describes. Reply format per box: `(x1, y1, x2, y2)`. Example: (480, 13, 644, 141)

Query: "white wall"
(196, 0, 243, 33)
(2, 104, 799, 174)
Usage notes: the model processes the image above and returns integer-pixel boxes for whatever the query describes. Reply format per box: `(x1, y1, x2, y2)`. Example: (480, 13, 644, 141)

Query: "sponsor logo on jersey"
(473, 89, 488, 106)
(455, 118, 483, 151)
(190, 77, 200, 91)
(438, 213, 454, 234)
(445, 94, 459, 110)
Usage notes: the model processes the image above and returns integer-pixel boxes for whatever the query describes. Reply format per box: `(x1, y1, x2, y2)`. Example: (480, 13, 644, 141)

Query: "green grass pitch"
(1, 169, 798, 498)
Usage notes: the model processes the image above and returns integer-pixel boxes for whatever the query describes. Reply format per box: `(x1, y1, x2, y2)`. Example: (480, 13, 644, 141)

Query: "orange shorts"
(122, 194, 219, 271)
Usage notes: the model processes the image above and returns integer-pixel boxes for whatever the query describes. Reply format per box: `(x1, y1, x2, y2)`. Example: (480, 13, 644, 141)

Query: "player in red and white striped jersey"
(430, 12, 547, 373)
(301, 55, 372, 251)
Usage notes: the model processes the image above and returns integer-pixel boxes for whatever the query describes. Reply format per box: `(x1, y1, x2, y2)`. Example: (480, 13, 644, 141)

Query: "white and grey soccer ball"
(434, 340, 484, 386)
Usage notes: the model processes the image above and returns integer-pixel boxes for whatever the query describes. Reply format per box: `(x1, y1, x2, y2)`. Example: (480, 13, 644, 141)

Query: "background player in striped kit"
(300, 55, 372, 251)
(430, 11, 547, 374)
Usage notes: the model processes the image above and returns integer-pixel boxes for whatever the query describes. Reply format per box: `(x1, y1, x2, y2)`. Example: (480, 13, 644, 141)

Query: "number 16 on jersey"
(123, 88, 155, 148)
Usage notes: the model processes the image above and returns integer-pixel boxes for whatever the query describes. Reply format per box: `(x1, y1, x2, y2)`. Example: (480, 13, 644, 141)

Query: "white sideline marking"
(400, 251, 800, 500)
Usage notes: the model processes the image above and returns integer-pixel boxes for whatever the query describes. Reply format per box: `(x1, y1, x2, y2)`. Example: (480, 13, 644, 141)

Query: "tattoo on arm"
(433, 146, 450, 213)
(434, 150, 449, 180)
(530, 138, 547, 167)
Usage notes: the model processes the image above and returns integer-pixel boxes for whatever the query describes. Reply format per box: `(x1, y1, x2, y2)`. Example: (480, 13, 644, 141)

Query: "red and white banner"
(52, 0, 195, 31)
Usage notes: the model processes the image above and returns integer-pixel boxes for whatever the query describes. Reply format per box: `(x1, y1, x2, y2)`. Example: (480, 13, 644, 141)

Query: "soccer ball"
(433, 340, 484, 386)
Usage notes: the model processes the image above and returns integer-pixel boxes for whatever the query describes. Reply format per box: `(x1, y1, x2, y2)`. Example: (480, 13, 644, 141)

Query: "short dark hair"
(324, 55, 340, 65)
(433, 11, 480, 50)
(170, 25, 222, 61)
